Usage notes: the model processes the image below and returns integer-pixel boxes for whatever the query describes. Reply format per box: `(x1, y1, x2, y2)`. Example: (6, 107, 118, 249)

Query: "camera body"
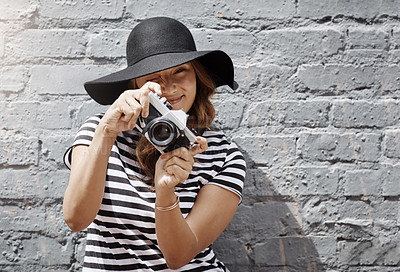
(135, 92, 197, 154)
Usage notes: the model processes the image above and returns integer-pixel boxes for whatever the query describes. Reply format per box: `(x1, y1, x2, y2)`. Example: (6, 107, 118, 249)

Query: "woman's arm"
(63, 124, 116, 232)
(63, 82, 161, 232)
(154, 140, 241, 269)
(155, 184, 239, 269)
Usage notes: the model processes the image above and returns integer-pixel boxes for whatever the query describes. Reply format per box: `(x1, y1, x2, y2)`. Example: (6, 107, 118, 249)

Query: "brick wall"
(1, 0, 400, 271)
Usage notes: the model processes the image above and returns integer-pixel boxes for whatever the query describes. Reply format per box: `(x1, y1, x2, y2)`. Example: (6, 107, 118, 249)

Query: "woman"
(63, 17, 246, 271)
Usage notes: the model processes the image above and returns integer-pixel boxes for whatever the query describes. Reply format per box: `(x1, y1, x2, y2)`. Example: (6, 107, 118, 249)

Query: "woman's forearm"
(155, 190, 199, 269)
(63, 124, 117, 232)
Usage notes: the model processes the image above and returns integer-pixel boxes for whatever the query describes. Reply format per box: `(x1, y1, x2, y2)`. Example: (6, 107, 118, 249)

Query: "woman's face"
(135, 62, 197, 113)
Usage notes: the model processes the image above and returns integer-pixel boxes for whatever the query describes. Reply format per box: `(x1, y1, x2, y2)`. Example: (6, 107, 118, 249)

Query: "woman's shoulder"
(201, 128, 242, 157)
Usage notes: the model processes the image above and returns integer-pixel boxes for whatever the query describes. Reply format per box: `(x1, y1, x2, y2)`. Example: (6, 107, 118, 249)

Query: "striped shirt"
(64, 114, 246, 271)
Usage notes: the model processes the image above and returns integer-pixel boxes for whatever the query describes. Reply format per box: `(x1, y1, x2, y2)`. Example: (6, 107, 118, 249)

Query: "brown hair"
(134, 60, 216, 184)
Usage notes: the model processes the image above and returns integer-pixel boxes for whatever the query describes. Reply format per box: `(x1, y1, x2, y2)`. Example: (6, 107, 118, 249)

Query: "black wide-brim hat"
(84, 17, 238, 105)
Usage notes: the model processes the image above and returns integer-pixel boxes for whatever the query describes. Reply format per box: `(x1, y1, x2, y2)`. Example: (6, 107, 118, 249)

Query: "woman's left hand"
(154, 136, 208, 190)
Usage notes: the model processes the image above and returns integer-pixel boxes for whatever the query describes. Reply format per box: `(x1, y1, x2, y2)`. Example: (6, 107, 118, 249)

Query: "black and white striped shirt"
(64, 114, 246, 271)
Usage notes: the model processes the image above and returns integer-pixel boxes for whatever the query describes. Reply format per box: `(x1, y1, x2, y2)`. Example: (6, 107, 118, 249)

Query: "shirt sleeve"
(63, 114, 102, 169)
(205, 141, 246, 204)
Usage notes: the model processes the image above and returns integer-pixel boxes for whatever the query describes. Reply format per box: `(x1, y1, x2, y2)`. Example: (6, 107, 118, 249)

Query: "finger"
(161, 147, 193, 162)
(138, 90, 150, 118)
(143, 81, 162, 96)
(163, 156, 193, 173)
(190, 136, 208, 156)
(165, 164, 190, 182)
(121, 99, 142, 122)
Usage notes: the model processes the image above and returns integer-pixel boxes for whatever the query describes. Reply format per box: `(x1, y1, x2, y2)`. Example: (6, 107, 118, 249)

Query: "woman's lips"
(166, 96, 183, 105)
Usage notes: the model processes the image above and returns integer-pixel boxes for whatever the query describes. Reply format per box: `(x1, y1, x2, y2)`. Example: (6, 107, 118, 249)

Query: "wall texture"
(1, 0, 400, 271)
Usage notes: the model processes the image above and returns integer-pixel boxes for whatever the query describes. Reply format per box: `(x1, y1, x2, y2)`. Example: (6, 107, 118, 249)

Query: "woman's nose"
(160, 79, 177, 95)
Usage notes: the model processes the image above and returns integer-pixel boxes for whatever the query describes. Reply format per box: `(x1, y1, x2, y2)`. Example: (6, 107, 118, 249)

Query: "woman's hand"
(154, 136, 208, 190)
(99, 82, 162, 137)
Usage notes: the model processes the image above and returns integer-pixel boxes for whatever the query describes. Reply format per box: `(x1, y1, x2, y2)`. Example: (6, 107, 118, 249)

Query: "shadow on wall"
(213, 148, 326, 272)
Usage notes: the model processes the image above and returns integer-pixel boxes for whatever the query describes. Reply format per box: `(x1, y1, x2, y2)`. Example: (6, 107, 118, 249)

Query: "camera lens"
(148, 119, 177, 147)
(154, 124, 172, 141)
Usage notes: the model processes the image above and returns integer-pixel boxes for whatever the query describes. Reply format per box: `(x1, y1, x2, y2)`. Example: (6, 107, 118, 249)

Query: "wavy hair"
(133, 60, 216, 184)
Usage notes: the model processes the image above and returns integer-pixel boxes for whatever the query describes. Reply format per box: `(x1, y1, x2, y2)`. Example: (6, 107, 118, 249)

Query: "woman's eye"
(175, 68, 186, 74)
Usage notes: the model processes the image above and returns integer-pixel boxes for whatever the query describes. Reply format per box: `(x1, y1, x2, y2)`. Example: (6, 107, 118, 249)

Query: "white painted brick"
(193, 29, 255, 63)
(126, 0, 295, 19)
(30, 65, 120, 95)
(39, 0, 124, 19)
(88, 30, 129, 58)
(0, 32, 4, 57)
(0, 135, 39, 166)
(0, 0, 35, 20)
(297, 64, 375, 91)
(11, 29, 86, 58)
(0, 66, 27, 92)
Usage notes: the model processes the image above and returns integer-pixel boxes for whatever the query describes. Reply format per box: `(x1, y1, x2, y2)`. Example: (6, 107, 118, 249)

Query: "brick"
(381, 165, 400, 196)
(347, 27, 389, 50)
(126, 0, 295, 19)
(332, 100, 400, 128)
(30, 65, 118, 95)
(88, 30, 129, 58)
(297, 132, 381, 163)
(374, 199, 399, 222)
(0, 169, 69, 199)
(21, 236, 73, 266)
(232, 202, 303, 238)
(298, 0, 400, 18)
(0, 136, 39, 166)
(243, 100, 330, 128)
(193, 29, 255, 63)
(213, 98, 246, 129)
(270, 166, 339, 196)
(342, 169, 383, 196)
(36, 102, 72, 129)
(254, 237, 324, 268)
(3, 102, 39, 131)
(0, 32, 4, 57)
(11, 29, 86, 58)
(234, 65, 295, 97)
(126, 0, 210, 18)
(38, 170, 71, 199)
(39, 0, 124, 19)
(392, 27, 400, 49)
(308, 236, 337, 265)
(297, 64, 375, 91)
(233, 136, 296, 166)
(75, 100, 108, 127)
(384, 130, 400, 158)
(39, 134, 74, 166)
(0, 102, 6, 129)
(0, 66, 27, 92)
(0, 0, 34, 20)
(339, 200, 374, 223)
(3, 101, 71, 130)
(0, 205, 45, 232)
(213, 238, 249, 267)
(213, 0, 296, 19)
(380, 66, 400, 91)
(301, 198, 339, 230)
(257, 28, 343, 64)
(338, 238, 400, 266)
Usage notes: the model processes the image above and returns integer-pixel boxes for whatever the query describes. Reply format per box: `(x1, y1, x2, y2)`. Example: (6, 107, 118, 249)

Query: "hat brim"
(84, 50, 237, 105)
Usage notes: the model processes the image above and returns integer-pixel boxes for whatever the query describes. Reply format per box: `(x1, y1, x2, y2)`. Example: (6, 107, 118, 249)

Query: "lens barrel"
(148, 119, 178, 147)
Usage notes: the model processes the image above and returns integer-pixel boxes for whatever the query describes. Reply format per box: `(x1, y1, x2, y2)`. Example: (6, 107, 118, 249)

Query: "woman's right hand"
(99, 82, 162, 137)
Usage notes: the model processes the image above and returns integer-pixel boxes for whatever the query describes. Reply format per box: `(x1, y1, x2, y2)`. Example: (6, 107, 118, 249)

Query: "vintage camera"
(135, 92, 197, 154)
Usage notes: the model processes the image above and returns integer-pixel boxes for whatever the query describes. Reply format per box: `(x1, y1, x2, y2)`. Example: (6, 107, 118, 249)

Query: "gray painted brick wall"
(1, 0, 400, 271)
